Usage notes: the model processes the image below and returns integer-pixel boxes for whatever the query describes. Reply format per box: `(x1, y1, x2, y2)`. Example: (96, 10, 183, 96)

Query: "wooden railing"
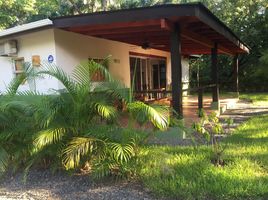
(134, 84, 217, 117)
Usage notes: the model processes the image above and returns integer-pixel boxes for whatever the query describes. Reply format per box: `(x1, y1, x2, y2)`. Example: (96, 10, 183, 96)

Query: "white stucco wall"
(0, 29, 58, 93)
(0, 27, 190, 94)
(54, 29, 189, 88)
(0, 58, 13, 94)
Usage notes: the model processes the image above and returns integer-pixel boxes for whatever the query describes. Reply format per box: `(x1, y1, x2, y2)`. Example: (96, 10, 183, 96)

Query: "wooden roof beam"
(82, 26, 163, 36)
(160, 19, 233, 55)
(67, 19, 161, 32)
(181, 29, 233, 55)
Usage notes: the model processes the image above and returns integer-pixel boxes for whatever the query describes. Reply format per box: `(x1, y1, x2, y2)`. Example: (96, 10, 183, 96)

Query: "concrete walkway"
(219, 100, 268, 130)
(183, 95, 239, 125)
(149, 99, 268, 146)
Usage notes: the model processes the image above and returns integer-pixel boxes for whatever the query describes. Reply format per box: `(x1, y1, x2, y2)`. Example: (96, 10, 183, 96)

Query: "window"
(89, 58, 109, 82)
(14, 57, 25, 77)
(13, 57, 26, 84)
(32, 55, 41, 67)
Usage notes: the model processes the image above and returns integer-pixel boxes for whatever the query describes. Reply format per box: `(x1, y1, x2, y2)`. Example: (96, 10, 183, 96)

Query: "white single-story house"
(0, 19, 189, 94)
(0, 3, 249, 116)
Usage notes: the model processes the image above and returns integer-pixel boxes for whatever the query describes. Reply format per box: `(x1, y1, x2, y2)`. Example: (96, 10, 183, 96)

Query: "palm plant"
(0, 93, 42, 174)
(0, 58, 169, 178)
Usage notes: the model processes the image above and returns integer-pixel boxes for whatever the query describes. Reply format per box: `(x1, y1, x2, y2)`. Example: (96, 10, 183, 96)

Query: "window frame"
(88, 57, 109, 82)
(13, 57, 25, 75)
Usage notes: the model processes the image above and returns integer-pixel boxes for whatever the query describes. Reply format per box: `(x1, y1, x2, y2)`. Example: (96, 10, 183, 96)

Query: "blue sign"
(48, 55, 54, 63)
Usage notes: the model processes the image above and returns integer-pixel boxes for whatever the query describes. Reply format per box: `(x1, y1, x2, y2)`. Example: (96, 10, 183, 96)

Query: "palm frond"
(0, 131, 14, 141)
(0, 147, 9, 173)
(0, 100, 34, 116)
(127, 101, 169, 130)
(34, 128, 67, 151)
(62, 137, 104, 170)
(108, 142, 135, 164)
(72, 57, 112, 84)
(37, 63, 76, 98)
(94, 102, 117, 120)
(93, 79, 130, 102)
(6, 74, 27, 95)
(0, 114, 8, 126)
(15, 90, 43, 96)
(5, 62, 37, 95)
(33, 95, 64, 129)
(0, 92, 44, 119)
(72, 61, 92, 86)
(92, 161, 113, 179)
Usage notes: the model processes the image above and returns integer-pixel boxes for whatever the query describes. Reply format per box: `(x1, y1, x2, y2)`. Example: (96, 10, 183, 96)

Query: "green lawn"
(137, 115, 268, 200)
(240, 93, 268, 106)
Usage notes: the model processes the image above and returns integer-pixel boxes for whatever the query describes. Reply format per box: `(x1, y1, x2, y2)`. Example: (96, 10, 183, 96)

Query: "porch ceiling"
(52, 3, 249, 55)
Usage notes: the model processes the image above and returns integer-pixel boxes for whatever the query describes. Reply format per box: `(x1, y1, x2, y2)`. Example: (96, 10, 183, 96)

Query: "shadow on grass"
(138, 115, 268, 200)
(138, 147, 268, 200)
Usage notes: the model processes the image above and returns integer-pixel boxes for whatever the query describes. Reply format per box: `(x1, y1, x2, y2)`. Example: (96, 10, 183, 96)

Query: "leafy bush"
(0, 60, 169, 179)
(0, 94, 42, 174)
(192, 112, 233, 166)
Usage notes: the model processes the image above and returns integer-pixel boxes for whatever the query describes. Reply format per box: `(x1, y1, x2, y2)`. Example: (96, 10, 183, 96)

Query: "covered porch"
(153, 94, 239, 125)
(52, 3, 249, 118)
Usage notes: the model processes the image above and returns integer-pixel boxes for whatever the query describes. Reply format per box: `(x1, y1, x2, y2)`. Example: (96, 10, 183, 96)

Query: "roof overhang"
(52, 3, 249, 55)
(0, 19, 53, 39)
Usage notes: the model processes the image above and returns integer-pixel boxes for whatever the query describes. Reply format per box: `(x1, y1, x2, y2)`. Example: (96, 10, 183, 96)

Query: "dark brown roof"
(52, 3, 249, 55)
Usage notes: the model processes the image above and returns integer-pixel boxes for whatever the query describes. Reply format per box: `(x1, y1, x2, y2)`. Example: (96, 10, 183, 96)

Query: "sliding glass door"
(130, 56, 166, 100)
(130, 57, 149, 91)
(151, 59, 166, 89)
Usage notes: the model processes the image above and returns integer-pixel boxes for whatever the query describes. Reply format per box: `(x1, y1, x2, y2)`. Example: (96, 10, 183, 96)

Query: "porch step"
(219, 98, 239, 114)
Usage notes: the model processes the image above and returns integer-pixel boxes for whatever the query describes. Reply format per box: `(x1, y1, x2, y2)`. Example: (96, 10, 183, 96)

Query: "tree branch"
(68, 0, 83, 14)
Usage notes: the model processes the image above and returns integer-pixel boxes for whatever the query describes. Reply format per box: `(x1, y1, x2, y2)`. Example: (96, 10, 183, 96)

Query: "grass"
(153, 127, 184, 142)
(137, 115, 268, 200)
(240, 93, 268, 106)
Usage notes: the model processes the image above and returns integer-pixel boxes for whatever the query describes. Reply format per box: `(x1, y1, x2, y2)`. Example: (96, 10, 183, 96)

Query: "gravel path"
(0, 170, 156, 200)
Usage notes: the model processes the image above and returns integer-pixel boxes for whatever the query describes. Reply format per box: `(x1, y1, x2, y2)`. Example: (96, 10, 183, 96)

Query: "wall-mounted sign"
(32, 55, 41, 67)
(113, 59, 120, 64)
(48, 55, 54, 63)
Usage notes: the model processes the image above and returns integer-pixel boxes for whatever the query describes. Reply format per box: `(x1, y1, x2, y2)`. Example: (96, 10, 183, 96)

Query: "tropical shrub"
(192, 112, 228, 166)
(0, 59, 169, 178)
(0, 94, 38, 174)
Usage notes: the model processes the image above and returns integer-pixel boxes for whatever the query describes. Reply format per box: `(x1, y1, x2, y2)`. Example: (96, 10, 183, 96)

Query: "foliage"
(136, 114, 268, 200)
(0, 95, 43, 175)
(224, 117, 234, 133)
(247, 50, 268, 91)
(0, 0, 35, 29)
(187, 0, 268, 92)
(192, 111, 228, 166)
(0, 0, 109, 29)
(240, 92, 268, 106)
(0, 60, 169, 178)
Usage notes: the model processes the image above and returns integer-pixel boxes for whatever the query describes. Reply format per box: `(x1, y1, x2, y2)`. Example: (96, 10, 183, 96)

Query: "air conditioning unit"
(0, 40, 18, 56)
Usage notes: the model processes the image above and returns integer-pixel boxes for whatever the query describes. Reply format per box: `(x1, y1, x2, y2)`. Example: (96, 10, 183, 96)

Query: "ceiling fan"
(130, 40, 166, 50)
(141, 41, 166, 50)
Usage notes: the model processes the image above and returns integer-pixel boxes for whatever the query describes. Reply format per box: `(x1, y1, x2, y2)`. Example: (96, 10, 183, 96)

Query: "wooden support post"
(198, 88, 203, 117)
(233, 54, 239, 96)
(211, 43, 219, 109)
(170, 24, 183, 118)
